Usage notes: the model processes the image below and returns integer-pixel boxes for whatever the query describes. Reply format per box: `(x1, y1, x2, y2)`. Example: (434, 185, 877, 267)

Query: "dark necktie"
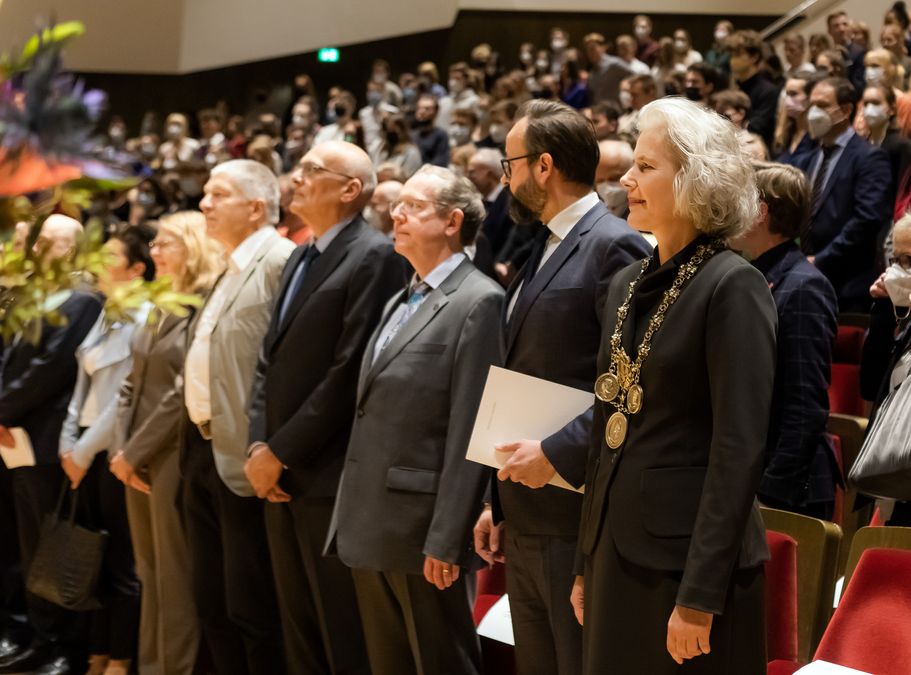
(278, 244, 320, 324)
(811, 145, 836, 213)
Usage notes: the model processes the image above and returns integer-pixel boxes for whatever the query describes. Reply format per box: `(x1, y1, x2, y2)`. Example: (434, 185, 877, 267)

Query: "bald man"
(246, 141, 406, 674)
(0, 215, 103, 673)
(368, 180, 403, 237)
(595, 140, 634, 219)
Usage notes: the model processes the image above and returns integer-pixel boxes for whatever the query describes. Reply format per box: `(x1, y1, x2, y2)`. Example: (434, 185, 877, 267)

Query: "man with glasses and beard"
(472, 100, 650, 675)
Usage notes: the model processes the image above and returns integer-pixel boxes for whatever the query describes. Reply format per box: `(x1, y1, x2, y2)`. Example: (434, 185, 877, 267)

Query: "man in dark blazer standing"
(245, 141, 405, 674)
(733, 162, 840, 520)
(0, 215, 103, 675)
(473, 100, 651, 675)
(784, 77, 891, 311)
(329, 166, 503, 675)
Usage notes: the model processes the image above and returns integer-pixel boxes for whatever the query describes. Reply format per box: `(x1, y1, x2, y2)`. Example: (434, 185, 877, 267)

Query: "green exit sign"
(318, 48, 340, 63)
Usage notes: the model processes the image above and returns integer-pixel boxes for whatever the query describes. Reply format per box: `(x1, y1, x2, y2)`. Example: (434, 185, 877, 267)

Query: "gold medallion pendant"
(595, 373, 620, 402)
(627, 384, 643, 415)
(605, 411, 628, 449)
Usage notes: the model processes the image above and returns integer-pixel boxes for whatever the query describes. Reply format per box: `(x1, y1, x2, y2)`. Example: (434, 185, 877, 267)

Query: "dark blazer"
(482, 188, 515, 259)
(330, 260, 503, 573)
(0, 291, 102, 465)
(754, 242, 840, 507)
(786, 133, 891, 309)
(494, 200, 652, 536)
(116, 311, 194, 470)
(248, 216, 406, 498)
(579, 247, 777, 614)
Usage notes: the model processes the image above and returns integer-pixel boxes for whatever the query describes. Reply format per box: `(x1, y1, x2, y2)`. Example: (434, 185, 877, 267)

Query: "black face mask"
(414, 118, 433, 128)
(664, 83, 681, 97)
(684, 87, 702, 101)
(334, 104, 348, 118)
(386, 131, 400, 146)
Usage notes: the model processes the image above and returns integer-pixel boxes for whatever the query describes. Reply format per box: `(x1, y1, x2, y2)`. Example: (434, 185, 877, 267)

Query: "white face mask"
(597, 181, 628, 216)
(807, 105, 834, 139)
(448, 78, 464, 94)
(634, 25, 650, 39)
(884, 263, 911, 308)
(865, 66, 885, 84)
(864, 103, 889, 129)
(785, 95, 807, 118)
(714, 29, 729, 43)
(448, 124, 471, 146)
(166, 123, 183, 139)
(488, 123, 507, 145)
(535, 59, 549, 71)
(551, 38, 568, 52)
(619, 91, 633, 110)
(674, 39, 688, 53)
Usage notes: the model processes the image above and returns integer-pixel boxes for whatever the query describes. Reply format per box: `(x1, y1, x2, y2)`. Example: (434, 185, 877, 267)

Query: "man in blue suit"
(784, 77, 891, 311)
(472, 100, 650, 675)
(734, 162, 841, 520)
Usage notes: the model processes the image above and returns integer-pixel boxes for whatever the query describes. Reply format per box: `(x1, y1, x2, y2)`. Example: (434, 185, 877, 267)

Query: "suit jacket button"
(357, 408, 365, 418)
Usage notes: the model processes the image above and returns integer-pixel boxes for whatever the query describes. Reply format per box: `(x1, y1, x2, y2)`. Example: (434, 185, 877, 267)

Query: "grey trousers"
(125, 449, 199, 675)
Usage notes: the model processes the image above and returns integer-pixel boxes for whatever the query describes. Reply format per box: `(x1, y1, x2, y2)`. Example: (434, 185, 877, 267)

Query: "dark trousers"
(0, 465, 27, 639)
(79, 454, 140, 660)
(181, 425, 285, 675)
(264, 497, 368, 675)
(583, 531, 766, 675)
(504, 531, 582, 675)
(351, 567, 480, 675)
(11, 464, 86, 654)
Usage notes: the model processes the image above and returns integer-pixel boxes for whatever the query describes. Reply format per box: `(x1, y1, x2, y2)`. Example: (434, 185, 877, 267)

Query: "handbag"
(25, 481, 109, 611)
(849, 368, 911, 500)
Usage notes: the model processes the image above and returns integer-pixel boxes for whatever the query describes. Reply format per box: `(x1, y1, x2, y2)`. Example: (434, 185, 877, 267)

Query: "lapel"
(359, 258, 474, 401)
(270, 218, 364, 350)
(213, 229, 279, 332)
(504, 203, 602, 356)
(813, 135, 855, 215)
(265, 244, 307, 349)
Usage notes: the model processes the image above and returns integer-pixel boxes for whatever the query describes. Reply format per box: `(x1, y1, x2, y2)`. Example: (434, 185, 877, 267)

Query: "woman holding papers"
(573, 98, 777, 674)
(58, 225, 155, 675)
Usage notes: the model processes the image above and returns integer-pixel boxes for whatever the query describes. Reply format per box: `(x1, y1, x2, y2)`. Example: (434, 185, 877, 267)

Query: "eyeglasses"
(890, 253, 911, 271)
(390, 198, 443, 216)
(297, 161, 356, 181)
(150, 239, 181, 252)
(500, 153, 540, 180)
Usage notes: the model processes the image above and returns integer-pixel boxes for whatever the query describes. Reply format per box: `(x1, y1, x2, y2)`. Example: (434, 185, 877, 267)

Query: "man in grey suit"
(181, 160, 294, 675)
(328, 165, 503, 675)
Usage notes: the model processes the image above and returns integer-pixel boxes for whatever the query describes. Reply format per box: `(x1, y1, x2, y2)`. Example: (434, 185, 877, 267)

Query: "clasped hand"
(243, 444, 291, 502)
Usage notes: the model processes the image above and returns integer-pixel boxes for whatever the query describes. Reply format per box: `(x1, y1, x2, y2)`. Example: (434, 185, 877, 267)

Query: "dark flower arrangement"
(0, 21, 199, 343)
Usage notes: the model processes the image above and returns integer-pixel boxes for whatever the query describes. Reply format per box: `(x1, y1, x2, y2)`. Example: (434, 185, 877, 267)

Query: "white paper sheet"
(476, 593, 514, 645)
(466, 366, 593, 493)
(0, 427, 36, 469)
(794, 661, 873, 674)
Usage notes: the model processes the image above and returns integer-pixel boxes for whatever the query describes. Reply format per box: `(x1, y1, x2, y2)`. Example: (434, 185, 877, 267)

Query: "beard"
(508, 174, 547, 224)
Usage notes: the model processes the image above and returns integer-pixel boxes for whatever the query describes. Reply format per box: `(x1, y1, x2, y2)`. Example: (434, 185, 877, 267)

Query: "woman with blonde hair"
(109, 211, 223, 675)
(856, 48, 911, 136)
(573, 98, 777, 674)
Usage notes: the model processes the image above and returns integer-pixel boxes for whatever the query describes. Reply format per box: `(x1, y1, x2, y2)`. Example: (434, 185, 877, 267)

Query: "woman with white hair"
(572, 98, 777, 674)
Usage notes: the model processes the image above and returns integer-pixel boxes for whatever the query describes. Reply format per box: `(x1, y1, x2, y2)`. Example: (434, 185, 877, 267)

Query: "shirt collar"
(545, 192, 600, 241)
(832, 125, 855, 149)
(414, 252, 466, 290)
(314, 215, 356, 253)
(485, 184, 505, 202)
(228, 226, 275, 273)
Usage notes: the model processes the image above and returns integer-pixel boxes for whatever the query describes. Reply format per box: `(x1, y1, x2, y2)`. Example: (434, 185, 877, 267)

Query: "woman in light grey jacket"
(59, 225, 155, 675)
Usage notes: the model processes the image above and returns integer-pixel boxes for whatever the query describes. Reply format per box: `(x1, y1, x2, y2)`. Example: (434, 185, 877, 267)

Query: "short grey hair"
(414, 164, 486, 246)
(637, 98, 759, 241)
(211, 159, 281, 225)
(599, 140, 634, 172)
(471, 148, 504, 177)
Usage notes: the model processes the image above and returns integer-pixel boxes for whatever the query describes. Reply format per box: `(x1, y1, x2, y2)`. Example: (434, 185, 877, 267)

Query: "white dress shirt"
(507, 191, 600, 319)
(184, 226, 275, 425)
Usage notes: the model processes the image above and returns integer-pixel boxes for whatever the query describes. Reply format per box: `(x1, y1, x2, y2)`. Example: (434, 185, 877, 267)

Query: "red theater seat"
(765, 530, 799, 665)
(814, 548, 911, 674)
(828, 325, 867, 416)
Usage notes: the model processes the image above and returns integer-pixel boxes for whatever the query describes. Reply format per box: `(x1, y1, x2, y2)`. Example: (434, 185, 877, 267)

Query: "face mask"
(488, 123, 507, 144)
(551, 38, 568, 52)
(674, 39, 688, 54)
(292, 114, 309, 127)
(520, 51, 534, 65)
(449, 124, 471, 145)
(385, 131, 400, 146)
(325, 107, 337, 124)
(402, 87, 416, 101)
(714, 29, 729, 43)
(535, 58, 549, 71)
(865, 66, 885, 84)
(109, 127, 125, 142)
(884, 263, 911, 308)
(807, 105, 834, 139)
(684, 86, 702, 101)
(136, 192, 156, 208)
(597, 181, 628, 216)
(162, 156, 178, 171)
(141, 141, 157, 157)
(448, 78, 464, 94)
(619, 91, 633, 109)
(372, 73, 388, 84)
(367, 91, 384, 107)
(334, 103, 349, 119)
(785, 95, 807, 118)
(166, 123, 183, 139)
(634, 26, 650, 39)
(864, 103, 889, 128)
